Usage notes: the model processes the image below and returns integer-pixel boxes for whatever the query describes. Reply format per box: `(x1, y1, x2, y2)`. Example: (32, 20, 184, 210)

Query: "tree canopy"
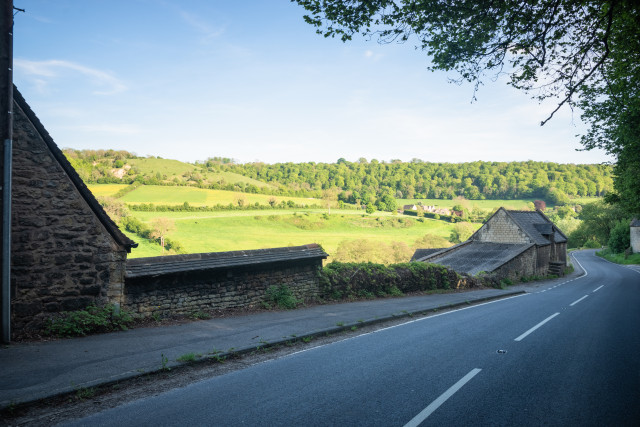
(293, 0, 640, 213)
(66, 149, 614, 204)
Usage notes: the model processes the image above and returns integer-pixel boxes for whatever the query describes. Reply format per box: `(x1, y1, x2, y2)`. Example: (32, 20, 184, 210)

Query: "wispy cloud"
(179, 10, 225, 41)
(364, 50, 384, 61)
(14, 59, 127, 95)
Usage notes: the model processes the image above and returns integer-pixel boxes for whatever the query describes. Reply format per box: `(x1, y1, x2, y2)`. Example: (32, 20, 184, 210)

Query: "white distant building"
(631, 219, 640, 253)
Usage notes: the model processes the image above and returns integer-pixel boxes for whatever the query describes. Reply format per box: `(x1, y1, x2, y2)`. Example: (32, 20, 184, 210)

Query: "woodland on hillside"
(64, 149, 613, 206)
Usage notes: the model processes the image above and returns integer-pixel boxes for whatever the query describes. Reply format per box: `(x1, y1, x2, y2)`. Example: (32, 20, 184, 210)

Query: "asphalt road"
(66, 251, 640, 426)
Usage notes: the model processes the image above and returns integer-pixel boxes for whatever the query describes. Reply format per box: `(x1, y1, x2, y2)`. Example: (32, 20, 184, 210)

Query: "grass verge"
(596, 249, 640, 265)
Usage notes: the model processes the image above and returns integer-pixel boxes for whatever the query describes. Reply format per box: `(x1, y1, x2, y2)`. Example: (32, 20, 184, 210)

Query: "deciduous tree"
(293, 0, 639, 213)
(150, 217, 175, 254)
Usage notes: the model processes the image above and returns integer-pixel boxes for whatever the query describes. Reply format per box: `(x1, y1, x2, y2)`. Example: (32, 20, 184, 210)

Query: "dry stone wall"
(9, 98, 127, 336)
(124, 261, 321, 317)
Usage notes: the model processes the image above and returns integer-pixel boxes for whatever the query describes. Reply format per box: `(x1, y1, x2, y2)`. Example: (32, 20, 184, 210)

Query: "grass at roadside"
(596, 249, 640, 265)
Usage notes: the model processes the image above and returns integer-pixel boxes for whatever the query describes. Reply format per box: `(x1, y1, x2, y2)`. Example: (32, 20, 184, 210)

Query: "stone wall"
(536, 244, 551, 271)
(555, 242, 567, 264)
(9, 93, 129, 337)
(474, 209, 532, 244)
(124, 260, 322, 317)
(493, 246, 542, 280)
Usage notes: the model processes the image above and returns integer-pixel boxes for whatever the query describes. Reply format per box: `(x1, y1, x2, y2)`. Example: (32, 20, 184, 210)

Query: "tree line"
(65, 149, 613, 206)
(213, 159, 612, 204)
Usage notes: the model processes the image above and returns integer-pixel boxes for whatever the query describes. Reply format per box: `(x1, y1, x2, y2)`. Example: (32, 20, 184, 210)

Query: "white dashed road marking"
(514, 313, 560, 342)
(404, 368, 482, 427)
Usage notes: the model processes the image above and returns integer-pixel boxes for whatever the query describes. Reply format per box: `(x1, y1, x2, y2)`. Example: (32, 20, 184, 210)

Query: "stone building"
(414, 208, 567, 280)
(9, 87, 137, 336)
(631, 219, 640, 254)
(6, 87, 329, 338)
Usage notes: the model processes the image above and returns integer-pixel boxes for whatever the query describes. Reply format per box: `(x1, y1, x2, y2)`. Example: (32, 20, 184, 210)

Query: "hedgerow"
(318, 261, 483, 300)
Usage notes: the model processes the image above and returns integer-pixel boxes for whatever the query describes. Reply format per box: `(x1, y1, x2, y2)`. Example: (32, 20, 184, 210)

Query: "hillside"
(64, 149, 275, 193)
(64, 149, 613, 206)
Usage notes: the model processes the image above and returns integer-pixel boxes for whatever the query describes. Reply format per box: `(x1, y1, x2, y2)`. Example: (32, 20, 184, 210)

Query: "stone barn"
(414, 208, 567, 280)
(8, 87, 137, 336)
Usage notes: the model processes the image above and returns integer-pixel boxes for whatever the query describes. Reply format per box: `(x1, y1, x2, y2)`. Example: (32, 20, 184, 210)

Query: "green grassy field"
(127, 210, 467, 260)
(123, 230, 165, 257)
(126, 158, 197, 177)
(204, 171, 274, 189)
(88, 184, 130, 197)
(117, 185, 321, 207)
(567, 197, 601, 205)
(87, 184, 598, 261)
(124, 158, 274, 188)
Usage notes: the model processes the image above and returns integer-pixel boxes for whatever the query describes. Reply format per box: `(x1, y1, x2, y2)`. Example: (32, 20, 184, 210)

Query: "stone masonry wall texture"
(124, 262, 321, 317)
(10, 98, 127, 336)
(492, 245, 538, 280)
(474, 209, 531, 244)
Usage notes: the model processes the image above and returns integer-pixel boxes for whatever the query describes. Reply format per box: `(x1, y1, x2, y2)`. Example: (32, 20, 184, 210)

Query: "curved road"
(67, 250, 640, 426)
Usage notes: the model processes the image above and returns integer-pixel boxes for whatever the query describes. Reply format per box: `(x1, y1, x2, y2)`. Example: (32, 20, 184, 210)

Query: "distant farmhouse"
(413, 208, 567, 280)
(402, 205, 452, 216)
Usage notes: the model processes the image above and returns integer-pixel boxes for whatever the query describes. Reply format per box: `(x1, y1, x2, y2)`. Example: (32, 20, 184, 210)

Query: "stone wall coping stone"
(125, 244, 328, 278)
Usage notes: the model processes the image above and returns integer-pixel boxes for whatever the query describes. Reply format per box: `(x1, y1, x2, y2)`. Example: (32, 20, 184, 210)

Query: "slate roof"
(534, 223, 553, 235)
(126, 244, 328, 278)
(506, 210, 568, 244)
(421, 242, 534, 276)
(410, 248, 447, 262)
(631, 218, 640, 227)
(13, 86, 137, 252)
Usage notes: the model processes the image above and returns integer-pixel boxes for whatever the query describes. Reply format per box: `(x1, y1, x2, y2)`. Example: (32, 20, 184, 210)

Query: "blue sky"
(13, 0, 613, 165)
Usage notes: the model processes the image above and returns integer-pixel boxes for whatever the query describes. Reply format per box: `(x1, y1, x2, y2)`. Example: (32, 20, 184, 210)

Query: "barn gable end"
(9, 87, 136, 337)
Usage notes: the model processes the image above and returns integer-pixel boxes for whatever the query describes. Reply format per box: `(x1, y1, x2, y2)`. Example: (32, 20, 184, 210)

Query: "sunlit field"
(126, 210, 468, 259)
